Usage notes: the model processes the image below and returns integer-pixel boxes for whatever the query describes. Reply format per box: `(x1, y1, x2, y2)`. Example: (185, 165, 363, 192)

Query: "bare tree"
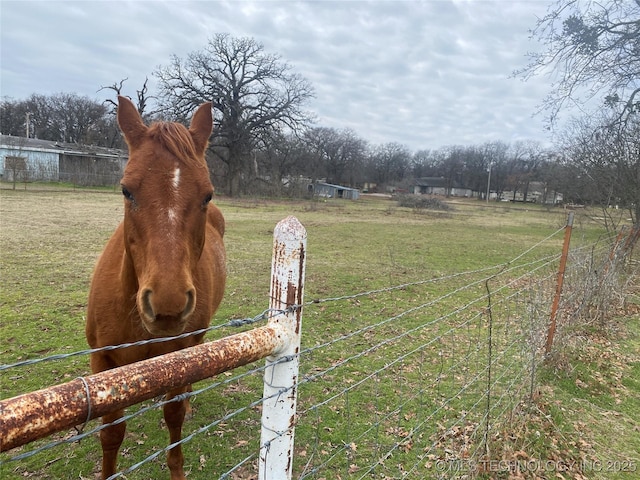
(155, 34, 315, 196)
(1, 93, 108, 144)
(20, 94, 53, 140)
(2, 92, 126, 153)
(3, 136, 28, 189)
(504, 140, 545, 202)
(366, 143, 412, 189)
(0, 98, 27, 137)
(99, 77, 155, 118)
(50, 93, 108, 144)
(558, 113, 640, 229)
(253, 130, 308, 196)
(303, 127, 367, 186)
(517, 0, 640, 129)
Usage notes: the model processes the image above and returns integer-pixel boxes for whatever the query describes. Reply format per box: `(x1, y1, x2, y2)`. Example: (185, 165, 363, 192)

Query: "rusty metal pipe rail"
(1, 324, 283, 453)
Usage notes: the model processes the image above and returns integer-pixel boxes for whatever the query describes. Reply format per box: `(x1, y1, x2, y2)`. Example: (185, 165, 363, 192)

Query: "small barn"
(0, 135, 126, 186)
(413, 177, 473, 197)
(502, 181, 564, 205)
(0, 136, 59, 181)
(309, 182, 360, 200)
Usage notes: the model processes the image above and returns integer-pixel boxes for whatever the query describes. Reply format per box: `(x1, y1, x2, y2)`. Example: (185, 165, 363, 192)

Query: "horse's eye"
(203, 192, 213, 207)
(122, 186, 134, 202)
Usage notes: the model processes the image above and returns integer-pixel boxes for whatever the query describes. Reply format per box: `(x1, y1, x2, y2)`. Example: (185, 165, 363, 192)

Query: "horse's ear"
(189, 102, 213, 154)
(117, 96, 147, 148)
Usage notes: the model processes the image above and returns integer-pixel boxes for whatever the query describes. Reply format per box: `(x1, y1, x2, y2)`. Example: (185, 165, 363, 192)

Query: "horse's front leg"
(164, 386, 190, 480)
(99, 409, 126, 479)
(90, 353, 126, 479)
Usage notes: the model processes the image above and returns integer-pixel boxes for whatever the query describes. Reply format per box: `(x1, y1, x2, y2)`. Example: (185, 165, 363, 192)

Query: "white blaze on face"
(167, 167, 181, 227)
(172, 167, 181, 190)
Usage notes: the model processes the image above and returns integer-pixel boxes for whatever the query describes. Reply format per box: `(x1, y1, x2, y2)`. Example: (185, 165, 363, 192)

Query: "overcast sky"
(1, 0, 556, 151)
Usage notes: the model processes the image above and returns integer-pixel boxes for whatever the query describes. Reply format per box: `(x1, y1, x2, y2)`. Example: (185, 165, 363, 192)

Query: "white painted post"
(259, 216, 307, 480)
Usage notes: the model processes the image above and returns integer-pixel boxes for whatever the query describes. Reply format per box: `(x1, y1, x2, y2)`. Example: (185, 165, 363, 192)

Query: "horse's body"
(86, 96, 225, 479)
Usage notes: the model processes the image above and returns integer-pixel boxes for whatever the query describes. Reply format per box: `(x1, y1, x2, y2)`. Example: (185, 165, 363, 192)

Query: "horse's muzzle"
(138, 287, 196, 336)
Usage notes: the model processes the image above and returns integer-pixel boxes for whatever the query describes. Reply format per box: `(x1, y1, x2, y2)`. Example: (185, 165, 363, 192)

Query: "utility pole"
(25, 112, 31, 138)
(486, 162, 492, 204)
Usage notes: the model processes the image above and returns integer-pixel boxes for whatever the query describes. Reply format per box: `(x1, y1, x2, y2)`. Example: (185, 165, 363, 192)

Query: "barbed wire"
(3, 224, 630, 480)
(0, 225, 565, 468)
(0, 308, 289, 371)
(298, 255, 558, 478)
(3, 351, 294, 464)
(396, 336, 534, 478)
(1, 235, 563, 373)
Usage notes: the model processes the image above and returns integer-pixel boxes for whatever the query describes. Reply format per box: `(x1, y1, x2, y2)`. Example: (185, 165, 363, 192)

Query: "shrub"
(396, 194, 452, 211)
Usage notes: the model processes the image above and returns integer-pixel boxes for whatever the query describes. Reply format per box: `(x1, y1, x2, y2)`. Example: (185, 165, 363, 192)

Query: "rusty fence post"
(259, 216, 307, 480)
(544, 211, 574, 356)
(0, 326, 285, 453)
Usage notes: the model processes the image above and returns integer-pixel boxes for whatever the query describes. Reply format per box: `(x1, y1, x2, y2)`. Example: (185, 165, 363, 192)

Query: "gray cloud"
(0, 0, 553, 150)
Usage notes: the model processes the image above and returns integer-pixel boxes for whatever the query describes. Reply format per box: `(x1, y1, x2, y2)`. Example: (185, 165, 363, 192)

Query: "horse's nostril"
(183, 288, 196, 319)
(140, 288, 155, 321)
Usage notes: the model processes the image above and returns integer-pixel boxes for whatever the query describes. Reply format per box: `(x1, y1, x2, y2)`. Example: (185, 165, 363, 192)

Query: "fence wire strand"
(3, 222, 636, 480)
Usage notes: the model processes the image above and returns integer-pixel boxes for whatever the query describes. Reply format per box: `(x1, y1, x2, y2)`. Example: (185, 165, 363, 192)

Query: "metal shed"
(0, 136, 60, 181)
(0, 135, 126, 186)
(309, 182, 360, 200)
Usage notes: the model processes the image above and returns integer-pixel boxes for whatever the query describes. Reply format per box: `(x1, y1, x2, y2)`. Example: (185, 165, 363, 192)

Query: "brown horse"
(86, 96, 226, 479)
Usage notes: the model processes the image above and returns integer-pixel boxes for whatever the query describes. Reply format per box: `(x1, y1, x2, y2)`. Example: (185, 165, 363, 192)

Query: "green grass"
(531, 314, 640, 480)
(1, 186, 637, 479)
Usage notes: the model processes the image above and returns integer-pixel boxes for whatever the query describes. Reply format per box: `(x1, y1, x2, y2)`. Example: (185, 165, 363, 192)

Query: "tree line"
(0, 89, 566, 203)
(2, 0, 639, 228)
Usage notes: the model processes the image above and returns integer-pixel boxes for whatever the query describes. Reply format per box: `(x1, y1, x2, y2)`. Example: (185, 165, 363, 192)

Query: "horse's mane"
(148, 122, 204, 165)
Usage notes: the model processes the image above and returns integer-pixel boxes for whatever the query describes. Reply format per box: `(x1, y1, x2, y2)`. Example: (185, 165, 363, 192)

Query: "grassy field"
(1, 185, 638, 479)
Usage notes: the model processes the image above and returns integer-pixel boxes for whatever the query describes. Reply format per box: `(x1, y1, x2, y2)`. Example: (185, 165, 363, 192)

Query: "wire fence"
(1, 219, 637, 479)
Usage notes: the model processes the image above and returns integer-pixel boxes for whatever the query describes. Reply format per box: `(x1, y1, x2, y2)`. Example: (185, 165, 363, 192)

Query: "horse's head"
(117, 96, 214, 336)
